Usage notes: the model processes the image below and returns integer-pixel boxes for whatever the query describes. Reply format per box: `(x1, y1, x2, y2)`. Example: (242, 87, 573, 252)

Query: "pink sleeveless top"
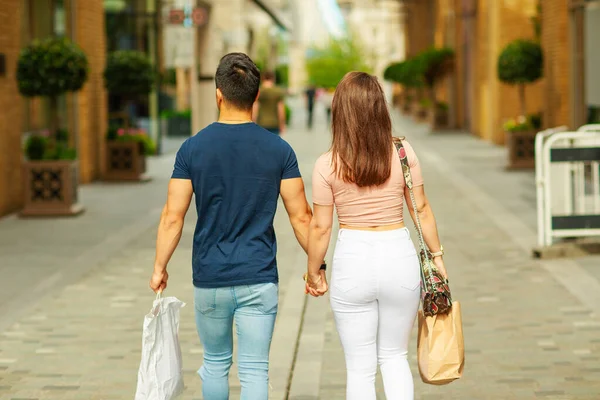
(311, 140, 423, 227)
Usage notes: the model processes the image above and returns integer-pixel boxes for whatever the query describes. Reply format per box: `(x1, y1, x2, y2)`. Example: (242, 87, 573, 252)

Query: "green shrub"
(306, 37, 371, 89)
(497, 39, 543, 116)
(45, 142, 77, 160)
(418, 48, 455, 89)
(108, 127, 156, 156)
(160, 109, 191, 119)
(17, 37, 88, 98)
(25, 136, 48, 161)
(161, 68, 177, 86)
(498, 39, 543, 85)
(384, 60, 424, 88)
(17, 37, 88, 155)
(503, 113, 542, 133)
(276, 64, 289, 87)
(104, 50, 154, 98)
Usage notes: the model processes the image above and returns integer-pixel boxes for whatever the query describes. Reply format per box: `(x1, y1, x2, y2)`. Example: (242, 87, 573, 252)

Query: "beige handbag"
(394, 138, 465, 385)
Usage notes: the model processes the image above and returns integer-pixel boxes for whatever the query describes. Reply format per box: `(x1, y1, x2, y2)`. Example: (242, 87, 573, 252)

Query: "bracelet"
(303, 273, 322, 284)
(430, 245, 444, 257)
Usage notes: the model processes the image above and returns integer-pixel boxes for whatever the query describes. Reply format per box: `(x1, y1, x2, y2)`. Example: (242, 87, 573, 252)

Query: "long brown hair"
(331, 72, 393, 187)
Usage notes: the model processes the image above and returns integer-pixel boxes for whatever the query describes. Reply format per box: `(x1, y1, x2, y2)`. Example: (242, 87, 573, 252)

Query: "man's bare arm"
(280, 177, 312, 253)
(150, 178, 193, 292)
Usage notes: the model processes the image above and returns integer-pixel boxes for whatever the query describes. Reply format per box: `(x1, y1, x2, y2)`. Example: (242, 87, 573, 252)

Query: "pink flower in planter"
(40, 129, 50, 137)
(117, 128, 125, 136)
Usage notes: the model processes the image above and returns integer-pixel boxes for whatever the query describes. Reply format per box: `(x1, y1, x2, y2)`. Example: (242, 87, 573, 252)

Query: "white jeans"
(330, 228, 421, 400)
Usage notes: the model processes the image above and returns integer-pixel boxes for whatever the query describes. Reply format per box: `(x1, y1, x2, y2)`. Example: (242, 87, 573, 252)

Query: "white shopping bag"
(135, 292, 186, 400)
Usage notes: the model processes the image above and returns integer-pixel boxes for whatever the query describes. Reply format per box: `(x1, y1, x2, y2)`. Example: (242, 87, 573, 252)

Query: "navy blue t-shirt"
(172, 122, 301, 288)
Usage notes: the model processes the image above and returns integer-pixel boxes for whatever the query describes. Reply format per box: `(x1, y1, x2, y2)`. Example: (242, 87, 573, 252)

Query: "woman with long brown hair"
(305, 72, 448, 399)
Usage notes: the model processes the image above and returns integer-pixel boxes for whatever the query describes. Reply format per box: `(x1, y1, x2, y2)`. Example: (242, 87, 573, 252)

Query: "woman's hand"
(304, 270, 328, 297)
(432, 256, 448, 280)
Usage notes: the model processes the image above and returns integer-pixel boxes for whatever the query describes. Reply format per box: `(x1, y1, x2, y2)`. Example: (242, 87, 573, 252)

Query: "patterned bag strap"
(393, 138, 434, 287)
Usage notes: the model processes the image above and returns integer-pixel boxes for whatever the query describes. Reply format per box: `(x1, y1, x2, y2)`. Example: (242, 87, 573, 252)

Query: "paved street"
(1, 100, 600, 399)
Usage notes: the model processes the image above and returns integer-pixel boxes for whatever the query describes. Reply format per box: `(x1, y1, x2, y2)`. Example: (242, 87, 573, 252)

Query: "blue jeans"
(194, 283, 278, 400)
(266, 128, 280, 135)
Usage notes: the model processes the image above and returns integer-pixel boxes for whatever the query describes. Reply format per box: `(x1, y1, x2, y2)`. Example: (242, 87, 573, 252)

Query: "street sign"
(167, 7, 209, 27)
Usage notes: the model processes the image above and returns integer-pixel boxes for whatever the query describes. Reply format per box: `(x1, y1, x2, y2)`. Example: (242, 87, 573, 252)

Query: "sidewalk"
(1, 102, 599, 399)
(289, 109, 600, 399)
(0, 137, 186, 333)
(0, 103, 329, 400)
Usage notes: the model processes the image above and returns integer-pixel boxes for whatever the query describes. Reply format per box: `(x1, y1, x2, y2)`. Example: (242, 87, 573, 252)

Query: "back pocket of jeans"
(249, 283, 279, 314)
(195, 288, 216, 315)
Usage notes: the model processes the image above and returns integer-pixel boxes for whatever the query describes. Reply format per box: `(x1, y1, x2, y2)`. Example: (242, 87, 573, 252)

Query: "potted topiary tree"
(418, 47, 455, 130)
(17, 37, 88, 217)
(497, 39, 543, 169)
(401, 57, 428, 121)
(383, 59, 423, 115)
(104, 50, 156, 181)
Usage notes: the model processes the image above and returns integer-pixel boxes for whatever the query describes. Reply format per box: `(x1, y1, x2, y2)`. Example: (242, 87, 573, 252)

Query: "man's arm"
(280, 177, 312, 253)
(150, 178, 193, 292)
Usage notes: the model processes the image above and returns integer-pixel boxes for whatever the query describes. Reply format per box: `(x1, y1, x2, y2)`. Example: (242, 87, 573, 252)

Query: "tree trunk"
(518, 83, 526, 117)
(429, 85, 437, 108)
(49, 96, 59, 139)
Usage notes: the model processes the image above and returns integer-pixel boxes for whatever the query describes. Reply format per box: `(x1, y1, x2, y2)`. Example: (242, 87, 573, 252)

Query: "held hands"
(150, 269, 168, 293)
(304, 270, 328, 297)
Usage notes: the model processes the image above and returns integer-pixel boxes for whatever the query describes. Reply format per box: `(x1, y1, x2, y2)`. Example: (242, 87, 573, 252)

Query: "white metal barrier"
(535, 126, 569, 247)
(579, 124, 600, 132)
(536, 130, 600, 247)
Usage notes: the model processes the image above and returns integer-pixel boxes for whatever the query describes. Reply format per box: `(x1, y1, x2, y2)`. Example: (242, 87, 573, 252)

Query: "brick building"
(401, 0, 600, 143)
(0, 0, 107, 217)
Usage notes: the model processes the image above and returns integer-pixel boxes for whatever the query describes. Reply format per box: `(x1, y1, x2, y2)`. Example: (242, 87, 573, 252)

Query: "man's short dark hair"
(215, 53, 260, 110)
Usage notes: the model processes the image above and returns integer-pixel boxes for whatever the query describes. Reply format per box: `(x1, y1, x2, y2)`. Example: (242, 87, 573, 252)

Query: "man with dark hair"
(149, 53, 318, 399)
(253, 70, 287, 135)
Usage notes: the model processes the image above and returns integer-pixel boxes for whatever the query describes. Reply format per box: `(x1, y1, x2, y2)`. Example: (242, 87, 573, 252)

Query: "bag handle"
(393, 138, 434, 287)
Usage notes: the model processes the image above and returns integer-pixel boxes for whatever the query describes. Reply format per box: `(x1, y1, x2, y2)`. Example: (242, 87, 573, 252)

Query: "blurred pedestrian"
(321, 88, 334, 124)
(305, 72, 448, 400)
(253, 71, 287, 135)
(305, 85, 316, 129)
(150, 53, 314, 399)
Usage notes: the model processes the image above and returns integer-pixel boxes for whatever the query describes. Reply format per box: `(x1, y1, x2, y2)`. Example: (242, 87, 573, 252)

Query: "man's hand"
(150, 269, 168, 293)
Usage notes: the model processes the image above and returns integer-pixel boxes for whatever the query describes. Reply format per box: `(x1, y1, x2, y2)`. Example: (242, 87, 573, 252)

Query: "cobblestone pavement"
(1, 100, 600, 400)
(305, 110, 600, 400)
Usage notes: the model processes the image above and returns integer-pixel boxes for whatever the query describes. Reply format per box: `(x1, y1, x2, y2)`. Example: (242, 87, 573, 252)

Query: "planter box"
(21, 160, 84, 217)
(165, 116, 191, 137)
(427, 108, 449, 130)
(506, 130, 536, 169)
(105, 141, 150, 182)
